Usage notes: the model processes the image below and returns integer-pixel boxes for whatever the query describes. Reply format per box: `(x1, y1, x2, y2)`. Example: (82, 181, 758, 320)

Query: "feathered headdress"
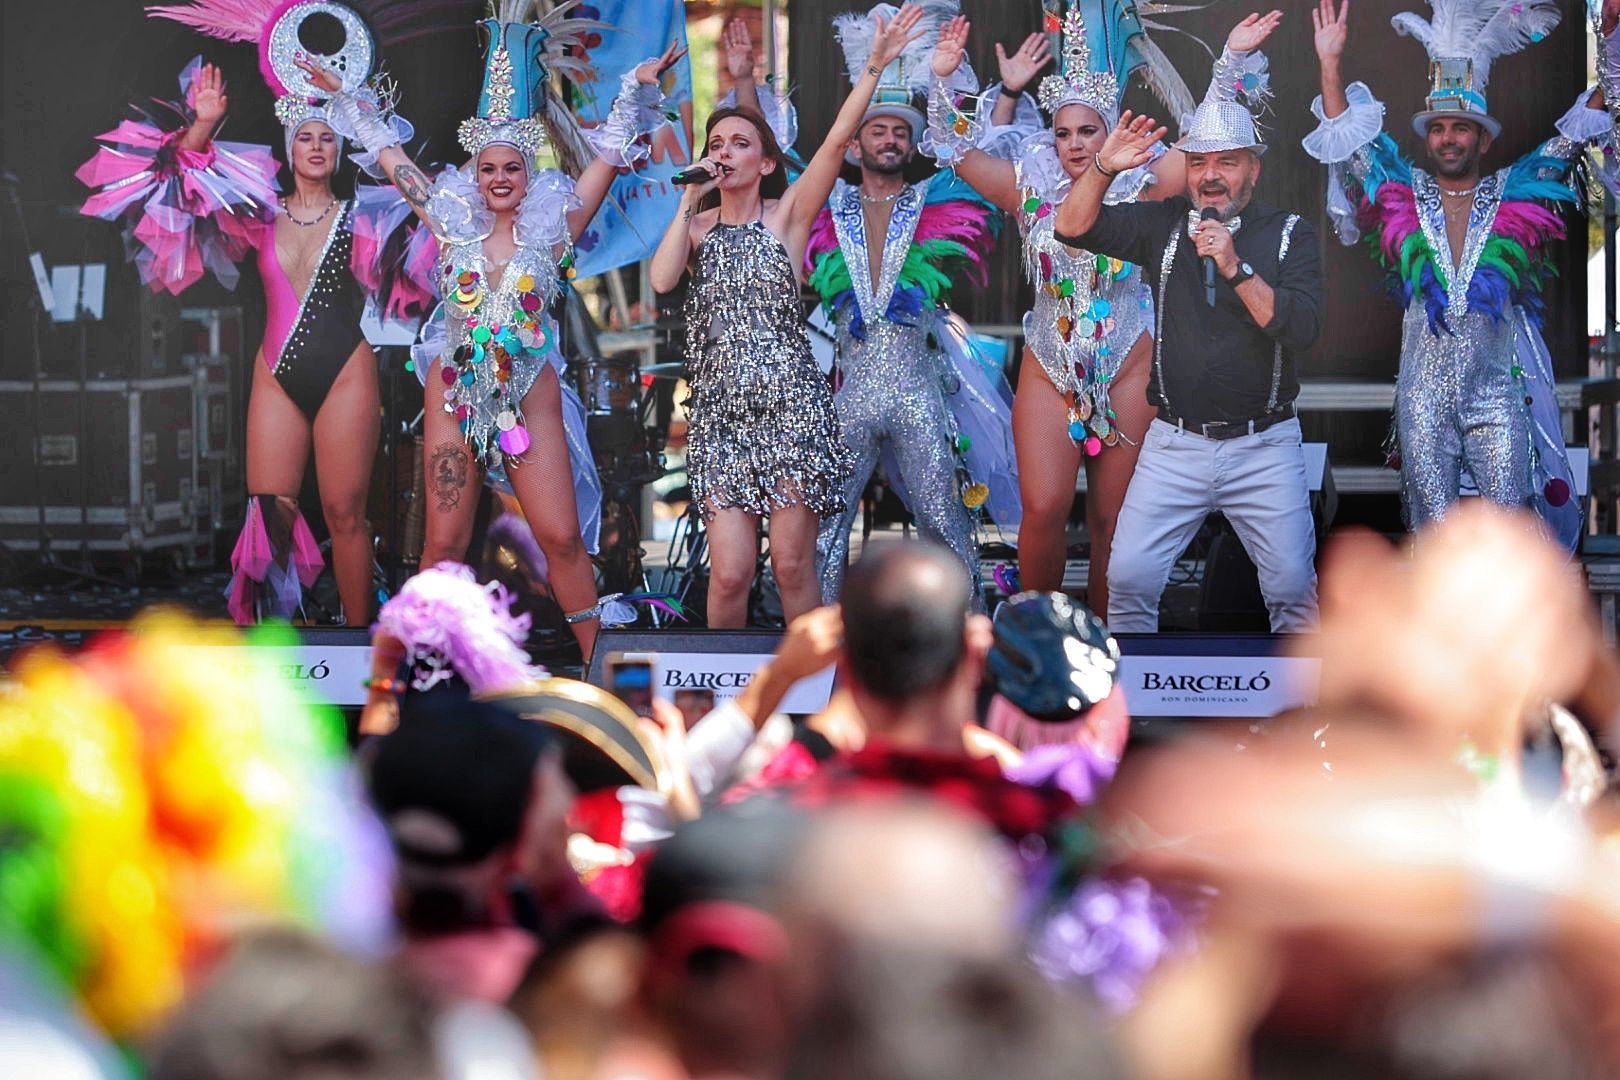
(457, 0, 606, 172)
(1037, 0, 1202, 128)
(149, 1, 372, 134)
(146, 0, 464, 164)
(1392, 0, 1562, 138)
(832, 1, 961, 147)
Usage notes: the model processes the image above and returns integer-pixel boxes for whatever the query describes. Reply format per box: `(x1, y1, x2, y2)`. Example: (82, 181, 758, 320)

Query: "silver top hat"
(1175, 100, 1265, 156)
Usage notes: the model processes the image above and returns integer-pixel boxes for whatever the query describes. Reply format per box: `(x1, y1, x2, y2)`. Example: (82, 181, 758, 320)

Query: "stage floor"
(0, 524, 1209, 631)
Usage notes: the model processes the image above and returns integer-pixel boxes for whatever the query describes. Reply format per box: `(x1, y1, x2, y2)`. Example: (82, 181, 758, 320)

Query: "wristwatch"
(1228, 260, 1255, 286)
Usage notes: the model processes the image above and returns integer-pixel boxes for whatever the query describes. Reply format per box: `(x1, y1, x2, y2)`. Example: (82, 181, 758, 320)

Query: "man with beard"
(1052, 64, 1323, 633)
(789, 3, 1016, 605)
(1305, 0, 1619, 549)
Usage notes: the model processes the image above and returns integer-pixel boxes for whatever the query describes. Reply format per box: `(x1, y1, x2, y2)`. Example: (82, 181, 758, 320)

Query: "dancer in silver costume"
(794, 3, 1018, 607)
(1308, 0, 1619, 550)
(926, 4, 1280, 613)
(653, 6, 931, 627)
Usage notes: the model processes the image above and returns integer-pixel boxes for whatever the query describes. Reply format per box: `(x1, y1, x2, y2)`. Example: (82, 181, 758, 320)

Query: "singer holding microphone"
(1052, 52, 1323, 633)
(652, 4, 933, 627)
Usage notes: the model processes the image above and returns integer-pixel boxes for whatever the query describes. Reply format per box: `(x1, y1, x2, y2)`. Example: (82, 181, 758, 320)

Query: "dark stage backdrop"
(0, 2, 1590, 457)
(786, 0, 1591, 467)
(0, 1, 491, 377)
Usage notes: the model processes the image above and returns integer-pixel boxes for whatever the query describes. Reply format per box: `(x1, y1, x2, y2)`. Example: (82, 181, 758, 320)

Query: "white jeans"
(1107, 417, 1318, 633)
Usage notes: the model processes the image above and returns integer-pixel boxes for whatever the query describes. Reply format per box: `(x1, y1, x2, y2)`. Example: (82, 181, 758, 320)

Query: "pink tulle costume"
(78, 56, 432, 623)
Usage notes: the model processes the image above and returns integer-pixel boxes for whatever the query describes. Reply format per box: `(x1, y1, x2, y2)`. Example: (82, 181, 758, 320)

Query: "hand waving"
(1312, 0, 1350, 64)
(723, 18, 755, 82)
(292, 54, 343, 94)
(1098, 111, 1167, 175)
(996, 32, 1052, 94)
(932, 14, 970, 79)
(189, 63, 228, 126)
(636, 41, 688, 86)
(871, 3, 927, 71)
(1227, 10, 1284, 54)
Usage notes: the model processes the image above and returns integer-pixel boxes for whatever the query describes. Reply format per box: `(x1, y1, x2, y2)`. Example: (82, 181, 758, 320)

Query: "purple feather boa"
(373, 561, 545, 693)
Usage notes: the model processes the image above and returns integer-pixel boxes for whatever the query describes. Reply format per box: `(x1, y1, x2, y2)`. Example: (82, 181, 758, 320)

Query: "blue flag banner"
(569, 2, 693, 278)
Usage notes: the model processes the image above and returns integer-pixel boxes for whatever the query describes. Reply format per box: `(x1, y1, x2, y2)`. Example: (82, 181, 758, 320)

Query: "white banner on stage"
(1118, 654, 1318, 718)
(646, 649, 836, 714)
(186, 643, 374, 707)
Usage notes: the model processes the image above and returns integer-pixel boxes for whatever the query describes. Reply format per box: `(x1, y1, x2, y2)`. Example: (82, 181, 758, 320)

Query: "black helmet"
(987, 592, 1120, 722)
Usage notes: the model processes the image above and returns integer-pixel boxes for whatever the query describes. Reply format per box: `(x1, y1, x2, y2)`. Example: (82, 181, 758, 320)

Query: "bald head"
(841, 541, 970, 701)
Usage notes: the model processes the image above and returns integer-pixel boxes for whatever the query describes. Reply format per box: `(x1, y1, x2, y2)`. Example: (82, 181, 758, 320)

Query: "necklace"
(859, 188, 902, 205)
(1439, 184, 1477, 198)
(283, 197, 338, 227)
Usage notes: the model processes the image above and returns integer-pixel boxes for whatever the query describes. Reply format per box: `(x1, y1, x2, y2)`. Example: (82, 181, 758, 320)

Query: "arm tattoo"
(430, 441, 471, 513)
(394, 162, 432, 208)
(682, 206, 695, 221)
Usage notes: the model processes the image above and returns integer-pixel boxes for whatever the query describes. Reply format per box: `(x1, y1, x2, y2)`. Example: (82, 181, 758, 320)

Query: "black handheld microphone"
(1199, 206, 1220, 307)
(672, 163, 728, 186)
(1198, 207, 1218, 307)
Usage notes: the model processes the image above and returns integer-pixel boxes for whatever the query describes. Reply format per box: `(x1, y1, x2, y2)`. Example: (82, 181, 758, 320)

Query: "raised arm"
(1312, 0, 1351, 119)
(1054, 111, 1166, 239)
(177, 63, 228, 153)
(295, 57, 436, 226)
(925, 16, 1019, 212)
(991, 32, 1049, 126)
(570, 43, 687, 242)
(782, 2, 927, 228)
(723, 18, 764, 115)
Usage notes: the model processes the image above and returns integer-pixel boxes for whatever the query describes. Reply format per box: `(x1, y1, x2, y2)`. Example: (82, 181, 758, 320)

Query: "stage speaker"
(1197, 516, 1268, 631)
(1196, 455, 1337, 631)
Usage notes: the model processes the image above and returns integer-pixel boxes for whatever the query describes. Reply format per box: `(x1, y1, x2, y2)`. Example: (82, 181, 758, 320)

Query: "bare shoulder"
(688, 205, 722, 244)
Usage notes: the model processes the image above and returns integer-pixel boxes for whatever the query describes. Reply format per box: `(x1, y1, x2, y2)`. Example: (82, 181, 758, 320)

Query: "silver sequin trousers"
(816, 320, 981, 605)
(1396, 305, 1531, 529)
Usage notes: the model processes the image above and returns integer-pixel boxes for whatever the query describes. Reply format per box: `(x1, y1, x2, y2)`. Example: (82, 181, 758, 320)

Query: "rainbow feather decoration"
(806, 174, 999, 342)
(0, 613, 392, 1043)
(1352, 140, 1575, 335)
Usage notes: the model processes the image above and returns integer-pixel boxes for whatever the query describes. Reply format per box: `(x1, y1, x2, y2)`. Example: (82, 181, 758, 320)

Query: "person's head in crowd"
(983, 591, 1128, 760)
(1306, 503, 1605, 781)
(840, 540, 993, 748)
(147, 929, 438, 1080)
(366, 692, 576, 939)
(774, 802, 1020, 1019)
(785, 944, 1125, 1080)
(635, 802, 811, 1080)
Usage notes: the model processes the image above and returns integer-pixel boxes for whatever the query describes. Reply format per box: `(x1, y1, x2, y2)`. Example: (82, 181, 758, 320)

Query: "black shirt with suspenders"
(1057, 196, 1323, 433)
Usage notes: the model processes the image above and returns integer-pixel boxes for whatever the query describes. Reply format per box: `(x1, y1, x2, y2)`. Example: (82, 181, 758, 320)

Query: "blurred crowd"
(5, 503, 1620, 1079)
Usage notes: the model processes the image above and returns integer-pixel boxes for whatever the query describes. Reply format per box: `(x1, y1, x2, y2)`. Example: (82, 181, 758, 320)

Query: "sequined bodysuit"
(812, 178, 983, 602)
(1017, 156, 1155, 447)
(684, 220, 850, 520)
(1304, 79, 1610, 550)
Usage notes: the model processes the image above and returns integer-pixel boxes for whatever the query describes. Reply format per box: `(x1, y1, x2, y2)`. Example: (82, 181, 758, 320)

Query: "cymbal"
(642, 362, 689, 379)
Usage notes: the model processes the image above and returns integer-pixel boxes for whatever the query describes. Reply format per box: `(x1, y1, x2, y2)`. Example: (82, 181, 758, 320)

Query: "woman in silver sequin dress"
(652, 5, 928, 627)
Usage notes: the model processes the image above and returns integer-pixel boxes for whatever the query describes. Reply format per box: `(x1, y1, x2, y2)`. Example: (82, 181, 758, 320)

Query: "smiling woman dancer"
(308, 1, 680, 655)
(649, 5, 932, 628)
(925, 5, 1280, 613)
(80, 0, 435, 625)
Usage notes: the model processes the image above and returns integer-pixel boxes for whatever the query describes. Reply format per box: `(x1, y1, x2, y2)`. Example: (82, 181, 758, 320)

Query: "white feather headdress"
(1391, 0, 1561, 89)
(1392, 0, 1560, 136)
(832, 2, 963, 97)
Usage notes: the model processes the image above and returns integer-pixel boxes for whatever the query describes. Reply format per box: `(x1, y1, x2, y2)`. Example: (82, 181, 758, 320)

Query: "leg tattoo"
(431, 442, 470, 513)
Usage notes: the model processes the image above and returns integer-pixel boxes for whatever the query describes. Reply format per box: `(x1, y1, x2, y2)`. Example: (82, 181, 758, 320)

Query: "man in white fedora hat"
(1052, 43, 1324, 634)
